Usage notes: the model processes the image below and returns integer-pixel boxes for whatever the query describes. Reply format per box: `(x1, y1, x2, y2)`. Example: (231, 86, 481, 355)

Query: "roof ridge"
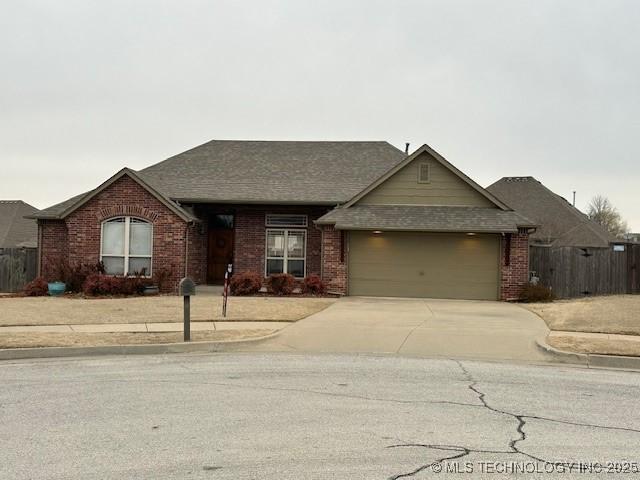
(139, 139, 404, 174)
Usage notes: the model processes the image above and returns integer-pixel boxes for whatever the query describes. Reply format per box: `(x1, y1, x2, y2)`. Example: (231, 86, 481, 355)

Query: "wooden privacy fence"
(0, 248, 38, 293)
(530, 245, 640, 299)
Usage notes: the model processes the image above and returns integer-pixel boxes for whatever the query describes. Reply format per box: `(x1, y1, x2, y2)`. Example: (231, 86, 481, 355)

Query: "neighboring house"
(30, 140, 535, 300)
(623, 233, 640, 244)
(0, 200, 39, 248)
(487, 177, 616, 249)
(0, 200, 39, 293)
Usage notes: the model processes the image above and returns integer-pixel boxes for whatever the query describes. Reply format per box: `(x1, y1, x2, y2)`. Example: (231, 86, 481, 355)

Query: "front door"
(207, 215, 234, 284)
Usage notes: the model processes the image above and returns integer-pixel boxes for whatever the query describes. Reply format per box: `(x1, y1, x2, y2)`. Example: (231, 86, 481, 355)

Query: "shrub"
(268, 273, 295, 296)
(83, 274, 119, 296)
(50, 260, 104, 293)
(153, 266, 174, 292)
(119, 276, 149, 296)
(82, 274, 149, 296)
(519, 283, 555, 303)
(24, 277, 49, 296)
(302, 274, 326, 295)
(230, 271, 263, 296)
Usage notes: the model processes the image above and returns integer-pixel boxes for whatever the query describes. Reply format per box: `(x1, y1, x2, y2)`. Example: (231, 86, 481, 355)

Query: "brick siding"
(39, 220, 69, 280)
(233, 205, 326, 278)
(320, 225, 348, 295)
(500, 230, 530, 301)
(39, 175, 188, 292)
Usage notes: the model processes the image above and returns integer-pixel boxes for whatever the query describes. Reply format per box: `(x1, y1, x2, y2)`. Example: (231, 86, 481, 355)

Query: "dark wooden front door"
(207, 229, 234, 284)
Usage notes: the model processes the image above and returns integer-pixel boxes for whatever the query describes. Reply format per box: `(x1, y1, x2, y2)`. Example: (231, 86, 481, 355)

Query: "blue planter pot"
(48, 282, 66, 297)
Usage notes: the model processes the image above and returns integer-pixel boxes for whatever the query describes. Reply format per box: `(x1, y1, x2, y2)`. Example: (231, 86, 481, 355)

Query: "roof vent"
(405, 143, 410, 154)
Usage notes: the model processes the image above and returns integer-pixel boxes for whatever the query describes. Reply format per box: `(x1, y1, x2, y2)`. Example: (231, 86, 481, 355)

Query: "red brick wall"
(500, 230, 530, 301)
(186, 221, 207, 284)
(320, 226, 348, 295)
(39, 175, 189, 292)
(232, 205, 327, 278)
(39, 220, 69, 280)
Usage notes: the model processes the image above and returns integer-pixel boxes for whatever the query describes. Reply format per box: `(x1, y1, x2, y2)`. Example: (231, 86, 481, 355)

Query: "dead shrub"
(23, 277, 49, 296)
(230, 271, 263, 296)
(302, 274, 326, 295)
(519, 283, 555, 303)
(268, 273, 295, 296)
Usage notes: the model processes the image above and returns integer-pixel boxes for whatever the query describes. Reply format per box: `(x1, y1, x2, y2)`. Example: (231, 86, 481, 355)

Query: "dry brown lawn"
(0, 295, 335, 327)
(524, 295, 640, 336)
(0, 329, 274, 349)
(546, 331, 640, 357)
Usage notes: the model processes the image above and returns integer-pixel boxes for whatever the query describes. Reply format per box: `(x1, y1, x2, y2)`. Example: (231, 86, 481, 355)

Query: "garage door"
(348, 231, 500, 300)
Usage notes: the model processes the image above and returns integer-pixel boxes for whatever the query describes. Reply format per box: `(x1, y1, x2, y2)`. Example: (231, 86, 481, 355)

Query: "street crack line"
(386, 359, 640, 479)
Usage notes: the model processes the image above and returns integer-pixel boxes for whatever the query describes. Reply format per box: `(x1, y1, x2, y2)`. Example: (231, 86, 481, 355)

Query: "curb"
(535, 336, 640, 371)
(0, 330, 282, 361)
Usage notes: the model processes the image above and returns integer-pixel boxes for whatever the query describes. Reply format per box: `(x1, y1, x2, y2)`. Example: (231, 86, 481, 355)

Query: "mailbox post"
(222, 264, 232, 317)
(178, 277, 196, 342)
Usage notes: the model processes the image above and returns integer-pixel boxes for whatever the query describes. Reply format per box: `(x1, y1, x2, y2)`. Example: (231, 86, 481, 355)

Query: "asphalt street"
(1, 353, 639, 479)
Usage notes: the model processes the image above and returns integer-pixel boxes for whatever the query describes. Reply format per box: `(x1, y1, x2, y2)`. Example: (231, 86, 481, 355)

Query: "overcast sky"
(1, 0, 639, 230)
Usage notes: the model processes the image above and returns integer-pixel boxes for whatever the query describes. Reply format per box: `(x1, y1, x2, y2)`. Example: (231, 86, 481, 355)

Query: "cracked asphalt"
(1, 353, 639, 479)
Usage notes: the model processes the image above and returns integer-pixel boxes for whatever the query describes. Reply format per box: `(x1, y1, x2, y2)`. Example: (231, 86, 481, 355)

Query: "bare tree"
(587, 195, 629, 238)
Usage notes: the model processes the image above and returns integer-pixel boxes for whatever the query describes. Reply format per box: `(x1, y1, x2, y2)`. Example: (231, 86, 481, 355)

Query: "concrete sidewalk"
(249, 296, 552, 362)
(0, 321, 291, 334)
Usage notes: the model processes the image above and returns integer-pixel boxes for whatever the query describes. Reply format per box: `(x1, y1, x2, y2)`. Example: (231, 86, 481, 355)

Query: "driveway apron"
(251, 296, 551, 362)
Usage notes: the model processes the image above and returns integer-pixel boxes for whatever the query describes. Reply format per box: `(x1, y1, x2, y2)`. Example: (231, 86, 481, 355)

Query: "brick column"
(321, 226, 347, 295)
(500, 230, 530, 301)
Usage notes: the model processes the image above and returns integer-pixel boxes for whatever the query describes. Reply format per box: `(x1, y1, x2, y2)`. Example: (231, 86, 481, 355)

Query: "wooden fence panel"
(0, 248, 38, 293)
(630, 244, 640, 294)
(530, 245, 639, 299)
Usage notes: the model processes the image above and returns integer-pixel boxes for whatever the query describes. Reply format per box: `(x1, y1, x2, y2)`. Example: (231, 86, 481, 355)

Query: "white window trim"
(265, 228, 307, 278)
(100, 216, 153, 277)
(265, 213, 308, 228)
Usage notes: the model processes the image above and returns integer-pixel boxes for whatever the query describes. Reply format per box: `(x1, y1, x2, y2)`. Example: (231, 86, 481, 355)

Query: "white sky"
(1, 0, 638, 230)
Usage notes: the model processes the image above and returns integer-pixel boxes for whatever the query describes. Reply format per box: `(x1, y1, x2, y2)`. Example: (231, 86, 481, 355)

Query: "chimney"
(405, 142, 410, 154)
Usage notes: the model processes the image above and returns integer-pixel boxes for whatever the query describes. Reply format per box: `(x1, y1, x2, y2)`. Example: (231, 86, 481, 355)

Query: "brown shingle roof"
(0, 200, 39, 248)
(487, 177, 616, 248)
(34, 140, 408, 218)
(316, 205, 535, 233)
(137, 140, 406, 204)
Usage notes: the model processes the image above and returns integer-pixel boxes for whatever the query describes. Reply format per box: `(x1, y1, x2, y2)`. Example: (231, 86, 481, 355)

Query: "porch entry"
(207, 214, 234, 284)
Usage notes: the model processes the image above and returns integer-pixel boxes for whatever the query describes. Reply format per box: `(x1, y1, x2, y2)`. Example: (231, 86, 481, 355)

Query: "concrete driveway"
(254, 297, 551, 362)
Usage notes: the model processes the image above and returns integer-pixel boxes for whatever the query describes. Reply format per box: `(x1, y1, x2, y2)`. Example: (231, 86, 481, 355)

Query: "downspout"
(37, 222, 42, 277)
(184, 222, 190, 279)
(313, 221, 324, 281)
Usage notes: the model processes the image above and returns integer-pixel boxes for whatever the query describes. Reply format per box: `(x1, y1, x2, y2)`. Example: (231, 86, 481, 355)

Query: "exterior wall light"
(466, 232, 477, 236)
(372, 230, 383, 234)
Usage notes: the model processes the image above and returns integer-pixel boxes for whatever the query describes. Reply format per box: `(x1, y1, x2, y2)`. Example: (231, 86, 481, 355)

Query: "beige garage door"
(348, 231, 500, 300)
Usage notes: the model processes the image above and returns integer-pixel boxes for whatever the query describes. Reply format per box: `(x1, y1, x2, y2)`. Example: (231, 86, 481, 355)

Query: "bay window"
(100, 217, 153, 276)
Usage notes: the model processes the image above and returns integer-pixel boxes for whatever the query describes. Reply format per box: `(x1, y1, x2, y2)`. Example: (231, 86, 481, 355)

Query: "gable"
(32, 168, 196, 222)
(357, 151, 495, 207)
